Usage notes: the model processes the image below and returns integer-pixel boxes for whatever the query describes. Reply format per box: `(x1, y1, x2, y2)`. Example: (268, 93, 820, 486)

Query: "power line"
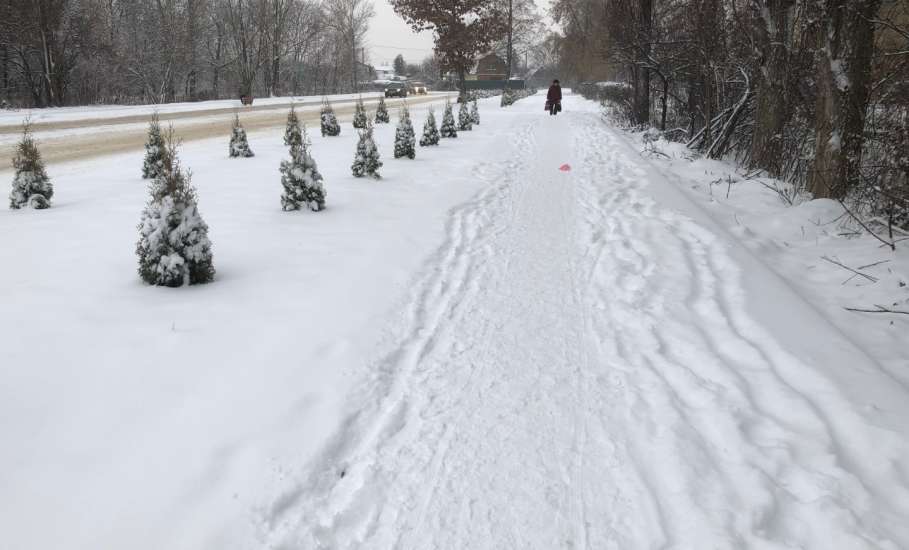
(370, 43, 435, 52)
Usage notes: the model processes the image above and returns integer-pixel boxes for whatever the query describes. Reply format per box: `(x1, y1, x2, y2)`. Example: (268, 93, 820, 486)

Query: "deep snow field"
(1, 93, 907, 550)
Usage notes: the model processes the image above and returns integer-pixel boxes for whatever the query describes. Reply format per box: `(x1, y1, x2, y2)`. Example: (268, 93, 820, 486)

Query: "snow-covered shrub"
(321, 99, 341, 137)
(420, 108, 440, 147)
(458, 100, 473, 131)
(470, 98, 480, 125)
(229, 112, 254, 158)
(136, 138, 214, 287)
(440, 101, 458, 139)
(142, 112, 166, 179)
(500, 88, 515, 107)
(394, 105, 416, 159)
(375, 96, 390, 124)
(281, 121, 326, 212)
(353, 96, 368, 129)
(9, 122, 53, 210)
(351, 122, 382, 178)
(500, 87, 537, 107)
(469, 89, 504, 100)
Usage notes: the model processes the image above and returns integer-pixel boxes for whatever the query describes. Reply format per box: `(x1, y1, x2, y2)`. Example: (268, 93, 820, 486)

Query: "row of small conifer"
(6, 94, 485, 287)
(136, 94, 483, 286)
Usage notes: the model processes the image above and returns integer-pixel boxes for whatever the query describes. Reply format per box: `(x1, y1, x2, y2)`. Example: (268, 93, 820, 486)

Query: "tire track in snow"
(263, 105, 909, 550)
(575, 117, 909, 549)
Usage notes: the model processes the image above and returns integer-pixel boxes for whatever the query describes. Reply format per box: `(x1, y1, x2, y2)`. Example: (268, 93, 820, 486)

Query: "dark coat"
(546, 84, 562, 103)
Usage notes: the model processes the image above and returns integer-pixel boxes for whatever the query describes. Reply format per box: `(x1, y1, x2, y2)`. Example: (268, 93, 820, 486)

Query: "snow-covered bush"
(353, 96, 368, 129)
(469, 90, 503, 100)
(142, 112, 166, 179)
(420, 108, 440, 147)
(375, 96, 390, 124)
(281, 121, 326, 212)
(500, 87, 536, 107)
(351, 122, 382, 178)
(321, 99, 341, 137)
(470, 98, 480, 125)
(394, 105, 416, 159)
(9, 122, 53, 210)
(458, 100, 473, 131)
(136, 137, 214, 287)
(229, 112, 254, 158)
(440, 101, 458, 139)
(500, 88, 515, 107)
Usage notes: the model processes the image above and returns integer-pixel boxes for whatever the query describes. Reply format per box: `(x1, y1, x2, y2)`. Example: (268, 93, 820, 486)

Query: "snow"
(0, 98, 506, 550)
(830, 57, 851, 92)
(622, 131, 908, 381)
(2, 93, 908, 550)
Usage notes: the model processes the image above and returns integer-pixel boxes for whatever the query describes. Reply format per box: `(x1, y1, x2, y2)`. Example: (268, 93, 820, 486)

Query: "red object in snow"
(559, 164, 571, 172)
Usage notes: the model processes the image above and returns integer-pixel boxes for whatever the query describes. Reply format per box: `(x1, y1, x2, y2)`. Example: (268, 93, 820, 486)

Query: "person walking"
(546, 80, 562, 116)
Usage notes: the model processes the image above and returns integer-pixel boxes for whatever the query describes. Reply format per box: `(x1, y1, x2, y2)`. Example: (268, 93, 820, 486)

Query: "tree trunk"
(350, 36, 357, 92)
(749, 0, 795, 176)
(2, 42, 9, 103)
(807, 0, 880, 199)
(634, 0, 653, 126)
(506, 0, 513, 80)
(659, 72, 668, 131)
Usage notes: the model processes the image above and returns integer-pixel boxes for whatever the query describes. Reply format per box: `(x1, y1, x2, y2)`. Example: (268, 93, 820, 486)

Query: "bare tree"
(808, 0, 882, 199)
(325, 0, 375, 92)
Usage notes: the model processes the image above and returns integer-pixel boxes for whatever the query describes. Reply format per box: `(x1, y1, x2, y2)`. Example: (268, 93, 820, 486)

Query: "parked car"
(384, 82, 408, 98)
(410, 81, 428, 95)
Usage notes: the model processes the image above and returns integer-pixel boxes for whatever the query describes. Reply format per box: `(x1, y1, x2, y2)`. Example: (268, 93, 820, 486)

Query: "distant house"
(472, 53, 507, 81)
(374, 64, 396, 81)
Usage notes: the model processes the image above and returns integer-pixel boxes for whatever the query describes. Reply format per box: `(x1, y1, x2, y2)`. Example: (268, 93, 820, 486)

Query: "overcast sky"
(367, 0, 554, 67)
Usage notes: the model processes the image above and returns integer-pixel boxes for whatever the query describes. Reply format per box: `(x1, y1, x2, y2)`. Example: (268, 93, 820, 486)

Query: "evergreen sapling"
(142, 112, 166, 179)
(351, 122, 382, 178)
(375, 96, 390, 124)
(420, 108, 440, 147)
(9, 122, 53, 209)
(458, 100, 473, 131)
(228, 112, 254, 158)
(284, 104, 300, 145)
(136, 134, 214, 287)
(280, 120, 326, 212)
(352, 96, 368, 129)
(321, 99, 341, 136)
(394, 105, 416, 159)
(440, 101, 458, 138)
(470, 98, 480, 125)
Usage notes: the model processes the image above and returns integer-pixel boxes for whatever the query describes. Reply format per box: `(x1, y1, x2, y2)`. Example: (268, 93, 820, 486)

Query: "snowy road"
(0, 93, 452, 166)
(266, 101, 909, 549)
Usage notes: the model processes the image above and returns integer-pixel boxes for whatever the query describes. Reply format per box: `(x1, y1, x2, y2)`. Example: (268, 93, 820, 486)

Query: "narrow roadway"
(0, 94, 452, 167)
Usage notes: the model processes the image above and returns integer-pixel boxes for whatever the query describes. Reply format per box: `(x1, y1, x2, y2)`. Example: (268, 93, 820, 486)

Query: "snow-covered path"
(266, 103, 909, 549)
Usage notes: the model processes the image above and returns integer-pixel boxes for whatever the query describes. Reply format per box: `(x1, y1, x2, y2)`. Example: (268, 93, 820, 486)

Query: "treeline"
(0, 0, 377, 108)
(553, 0, 908, 223)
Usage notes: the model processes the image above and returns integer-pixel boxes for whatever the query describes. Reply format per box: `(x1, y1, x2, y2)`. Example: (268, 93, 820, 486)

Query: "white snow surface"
(2, 94, 908, 550)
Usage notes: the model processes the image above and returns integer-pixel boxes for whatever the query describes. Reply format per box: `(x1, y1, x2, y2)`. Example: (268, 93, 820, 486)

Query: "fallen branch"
(845, 305, 909, 315)
(821, 255, 878, 283)
(837, 199, 896, 251)
(858, 259, 891, 270)
(756, 179, 795, 205)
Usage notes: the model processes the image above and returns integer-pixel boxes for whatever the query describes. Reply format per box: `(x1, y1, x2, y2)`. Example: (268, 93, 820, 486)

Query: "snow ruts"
(265, 108, 909, 549)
